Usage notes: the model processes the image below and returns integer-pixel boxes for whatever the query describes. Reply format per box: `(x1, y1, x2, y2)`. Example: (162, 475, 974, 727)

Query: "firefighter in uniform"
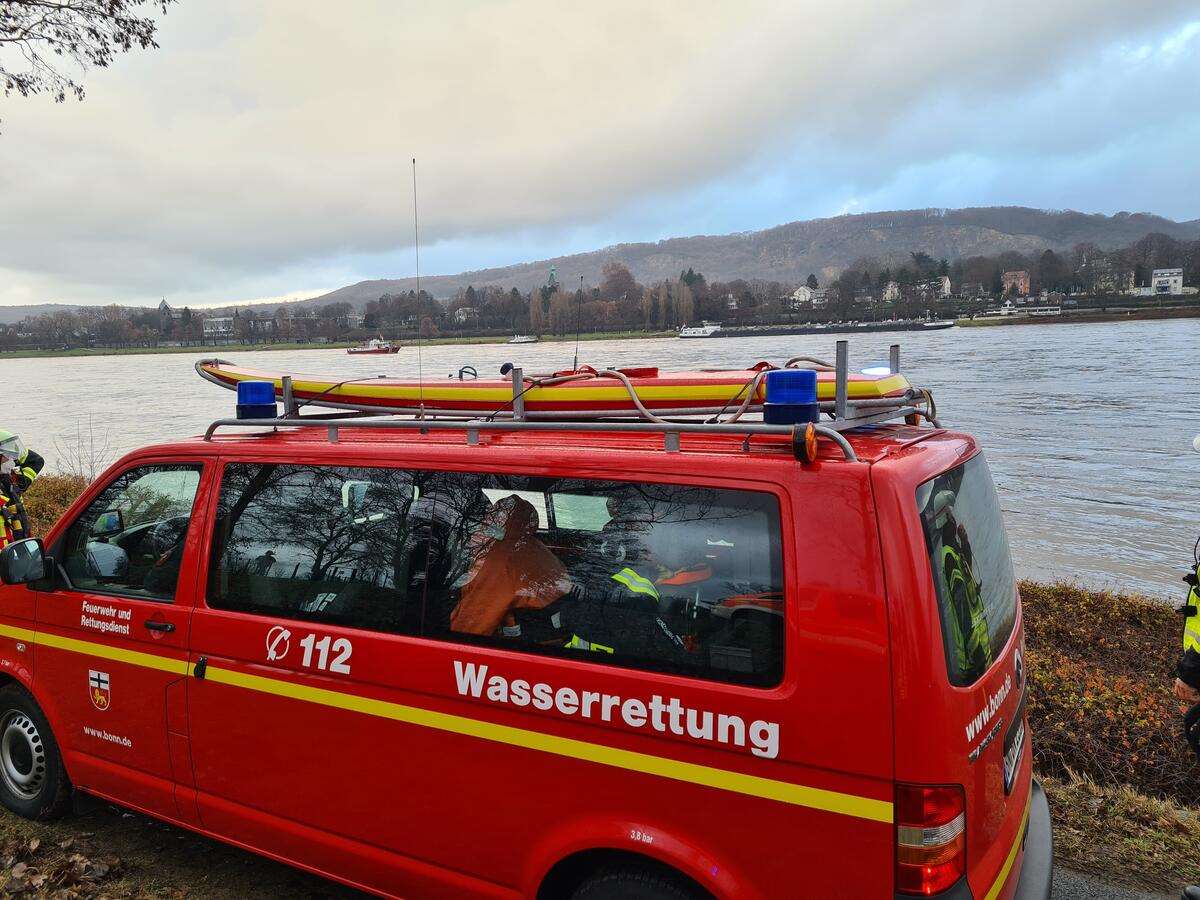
(931, 489, 992, 679)
(0, 431, 43, 549)
(564, 496, 688, 662)
(1175, 557, 1200, 709)
(1181, 436, 1200, 900)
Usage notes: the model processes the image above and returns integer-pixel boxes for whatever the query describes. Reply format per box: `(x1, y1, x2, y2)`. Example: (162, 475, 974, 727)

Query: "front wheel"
(0, 684, 71, 820)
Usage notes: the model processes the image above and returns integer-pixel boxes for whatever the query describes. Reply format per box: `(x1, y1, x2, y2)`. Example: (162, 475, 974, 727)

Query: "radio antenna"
(412, 157, 425, 414)
(573, 274, 583, 371)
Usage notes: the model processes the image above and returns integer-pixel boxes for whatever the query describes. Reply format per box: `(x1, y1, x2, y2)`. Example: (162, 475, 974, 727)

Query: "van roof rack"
(202, 340, 939, 463)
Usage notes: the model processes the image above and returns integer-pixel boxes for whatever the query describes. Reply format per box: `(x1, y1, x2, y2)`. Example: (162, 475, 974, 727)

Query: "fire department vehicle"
(0, 343, 1052, 899)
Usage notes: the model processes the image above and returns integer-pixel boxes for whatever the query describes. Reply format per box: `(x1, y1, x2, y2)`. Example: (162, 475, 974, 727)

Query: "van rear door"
(874, 445, 1033, 900)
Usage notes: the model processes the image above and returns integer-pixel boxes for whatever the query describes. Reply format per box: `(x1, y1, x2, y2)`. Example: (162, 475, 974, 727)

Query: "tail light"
(895, 783, 966, 895)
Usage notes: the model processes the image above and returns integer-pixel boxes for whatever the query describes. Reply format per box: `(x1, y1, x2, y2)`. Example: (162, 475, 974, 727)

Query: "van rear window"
(208, 464, 785, 686)
(916, 453, 1017, 686)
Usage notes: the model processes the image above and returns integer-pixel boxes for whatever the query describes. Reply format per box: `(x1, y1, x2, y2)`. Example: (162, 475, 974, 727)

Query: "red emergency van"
(0, 349, 1052, 899)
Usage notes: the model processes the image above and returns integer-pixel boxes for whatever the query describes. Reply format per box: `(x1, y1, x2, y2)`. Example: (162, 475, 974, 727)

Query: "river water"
(3, 318, 1197, 597)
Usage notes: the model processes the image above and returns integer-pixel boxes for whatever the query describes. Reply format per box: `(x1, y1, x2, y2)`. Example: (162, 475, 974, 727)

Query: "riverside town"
(2, 234, 1198, 353)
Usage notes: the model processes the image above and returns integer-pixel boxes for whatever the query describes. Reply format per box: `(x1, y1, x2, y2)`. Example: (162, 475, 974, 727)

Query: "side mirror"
(0, 539, 47, 585)
(91, 509, 124, 538)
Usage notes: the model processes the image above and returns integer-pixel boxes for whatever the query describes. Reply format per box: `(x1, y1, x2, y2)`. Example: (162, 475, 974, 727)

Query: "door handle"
(144, 620, 175, 633)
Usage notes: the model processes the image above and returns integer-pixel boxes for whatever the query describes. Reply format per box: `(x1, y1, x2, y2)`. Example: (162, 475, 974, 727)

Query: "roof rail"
(201, 340, 939, 463)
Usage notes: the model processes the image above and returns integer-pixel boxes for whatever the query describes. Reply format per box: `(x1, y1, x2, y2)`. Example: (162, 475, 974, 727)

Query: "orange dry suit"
(449, 495, 573, 641)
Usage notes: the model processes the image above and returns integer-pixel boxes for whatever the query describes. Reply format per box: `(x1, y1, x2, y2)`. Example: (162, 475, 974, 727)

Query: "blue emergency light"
(763, 369, 819, 425)
(236, 381, 278, 420)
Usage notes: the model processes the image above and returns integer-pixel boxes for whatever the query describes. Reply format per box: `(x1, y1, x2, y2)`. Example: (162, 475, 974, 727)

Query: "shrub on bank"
(22, 474, 89, 536)
(1020, 581, 1197, 805)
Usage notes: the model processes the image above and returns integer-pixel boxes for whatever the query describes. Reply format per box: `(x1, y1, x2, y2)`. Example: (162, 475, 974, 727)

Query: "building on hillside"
(1001, 270, 1030, 296)
(1128, 268, 1195, 298)
(882, 281, 901, 303)
(246, 315, 276, 335)
(452, 307, 479, 325)
(335, 313, 365, 329)
(158, 298, 183, 324)
(790, 285, 831, 308)
(203, 316, 234, 339)
(1150, 267, 1184, 295)
(913, 277, 951, 300)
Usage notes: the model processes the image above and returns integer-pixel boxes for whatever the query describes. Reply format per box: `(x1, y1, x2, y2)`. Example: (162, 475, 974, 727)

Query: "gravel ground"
(1055, 868, 1179, 900)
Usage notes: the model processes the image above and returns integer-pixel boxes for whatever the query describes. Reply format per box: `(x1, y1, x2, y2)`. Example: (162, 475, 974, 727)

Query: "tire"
(0, 684, 71, 820)
(571, 865, 704, 900)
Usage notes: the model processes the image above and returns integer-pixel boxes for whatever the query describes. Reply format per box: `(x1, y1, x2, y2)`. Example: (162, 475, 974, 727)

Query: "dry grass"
(1044, 771, 1200, 891)
(1020, 580, 1196, 805)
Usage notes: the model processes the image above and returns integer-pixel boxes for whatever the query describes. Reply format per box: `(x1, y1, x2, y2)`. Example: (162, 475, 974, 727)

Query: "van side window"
(917, 453, 1017, 686)
(61, 464, 203, 602)
(208, 464, 436, 633)
(207, 464, 785, 686)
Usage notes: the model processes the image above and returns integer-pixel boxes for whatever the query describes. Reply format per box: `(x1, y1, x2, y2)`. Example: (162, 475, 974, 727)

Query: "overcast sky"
(1, 1, 1197, 309)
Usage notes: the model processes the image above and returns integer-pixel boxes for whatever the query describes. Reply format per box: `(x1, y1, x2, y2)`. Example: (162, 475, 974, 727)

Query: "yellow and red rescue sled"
(196, 358, 912, 418)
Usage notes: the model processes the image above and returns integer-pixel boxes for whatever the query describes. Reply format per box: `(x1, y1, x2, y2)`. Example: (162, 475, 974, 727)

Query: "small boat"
(678, 323, 722, 338)
(197, 358, 912, 417)
(508, 334, 539, 344)
(347, 337, 401, 355)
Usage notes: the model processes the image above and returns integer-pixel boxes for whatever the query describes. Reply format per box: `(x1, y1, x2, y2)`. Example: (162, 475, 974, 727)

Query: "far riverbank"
(956, 305, 1200, 328)
(0, 329, 677, 361)
(5, 304, 1199, 359)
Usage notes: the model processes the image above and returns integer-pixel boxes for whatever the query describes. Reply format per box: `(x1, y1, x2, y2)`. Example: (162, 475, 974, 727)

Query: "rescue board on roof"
(196, 358, 912, 417)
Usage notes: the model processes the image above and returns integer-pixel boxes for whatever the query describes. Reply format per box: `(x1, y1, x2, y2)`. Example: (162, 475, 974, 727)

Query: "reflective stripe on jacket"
(12, 448, 43, 491)
(565, 634, 615, 654)
(611, 567, 660, 600)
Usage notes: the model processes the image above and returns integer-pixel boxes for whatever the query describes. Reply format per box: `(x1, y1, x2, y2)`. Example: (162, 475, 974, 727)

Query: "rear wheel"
(571, 866, 703, 900)
(0, 685, 71, 820)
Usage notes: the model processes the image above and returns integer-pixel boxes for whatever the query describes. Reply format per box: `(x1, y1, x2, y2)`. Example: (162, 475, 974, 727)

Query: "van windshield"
(916, 453, 1016, 686)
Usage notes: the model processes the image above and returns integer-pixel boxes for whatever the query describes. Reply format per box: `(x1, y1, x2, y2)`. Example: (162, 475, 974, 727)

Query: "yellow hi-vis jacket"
(1182, 563, 1200, 655)
(941, 544, 991, 677)
(564, 567, 661, 655)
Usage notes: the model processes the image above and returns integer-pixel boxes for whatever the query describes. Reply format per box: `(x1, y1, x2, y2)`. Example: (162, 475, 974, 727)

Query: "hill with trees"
(3, 226, 1198, 352)
(304, 207, 1200, 307)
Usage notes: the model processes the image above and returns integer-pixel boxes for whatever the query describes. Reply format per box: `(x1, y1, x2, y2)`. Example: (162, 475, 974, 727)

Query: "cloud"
(0, 1, 1196, 306)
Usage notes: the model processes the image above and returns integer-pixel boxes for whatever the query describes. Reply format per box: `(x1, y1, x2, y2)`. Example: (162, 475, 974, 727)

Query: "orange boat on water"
(196, 358, 912, 418)
(347, 338, 401, 355)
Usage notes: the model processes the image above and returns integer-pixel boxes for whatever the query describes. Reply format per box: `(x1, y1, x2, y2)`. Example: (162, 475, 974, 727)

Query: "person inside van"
(449, 494, 573, 643)
(923, 477, 993, 682)
(563, 495, 691, 664)
(403, 484, 491, 632)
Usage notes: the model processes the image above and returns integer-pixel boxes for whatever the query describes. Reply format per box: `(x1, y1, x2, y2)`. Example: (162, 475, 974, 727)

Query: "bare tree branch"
(0, 0, 174, 129)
